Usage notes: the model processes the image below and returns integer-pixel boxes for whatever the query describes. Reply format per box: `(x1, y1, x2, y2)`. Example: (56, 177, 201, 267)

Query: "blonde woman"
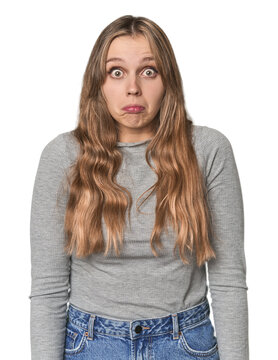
(29, 15, 249, 360)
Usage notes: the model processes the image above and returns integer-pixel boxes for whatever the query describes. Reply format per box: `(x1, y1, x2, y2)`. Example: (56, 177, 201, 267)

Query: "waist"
(67, 295, 210, 339)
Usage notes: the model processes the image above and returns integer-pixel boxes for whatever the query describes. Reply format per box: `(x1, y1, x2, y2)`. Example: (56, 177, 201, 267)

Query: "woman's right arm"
(29, 134, 71, 360)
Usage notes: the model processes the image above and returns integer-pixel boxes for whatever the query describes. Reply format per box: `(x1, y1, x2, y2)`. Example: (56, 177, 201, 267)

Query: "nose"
(128, 89, 139, 95)
(127, 75, 141, 96)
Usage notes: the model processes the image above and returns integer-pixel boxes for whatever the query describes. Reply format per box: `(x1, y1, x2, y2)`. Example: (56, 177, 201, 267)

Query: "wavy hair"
(62, 15, 217, 267)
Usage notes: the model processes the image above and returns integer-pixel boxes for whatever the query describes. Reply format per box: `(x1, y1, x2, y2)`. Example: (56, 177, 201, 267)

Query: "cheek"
(147, 86, 165, 107)
(144, 80, 164, 102)
(102, 82, 119, 104)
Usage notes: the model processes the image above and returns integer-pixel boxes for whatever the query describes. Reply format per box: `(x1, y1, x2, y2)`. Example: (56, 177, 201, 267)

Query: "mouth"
(122, 105, 145, 113)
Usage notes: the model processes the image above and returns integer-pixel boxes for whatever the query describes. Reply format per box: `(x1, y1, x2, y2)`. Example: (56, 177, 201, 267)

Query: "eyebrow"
(105, 56, 155, 64)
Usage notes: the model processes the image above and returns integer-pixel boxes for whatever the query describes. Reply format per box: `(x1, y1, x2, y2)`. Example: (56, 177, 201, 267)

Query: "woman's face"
(102, 34, 165, 142)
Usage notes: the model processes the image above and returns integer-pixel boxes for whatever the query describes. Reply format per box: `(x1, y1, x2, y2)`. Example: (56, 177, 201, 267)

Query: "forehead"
(106, 35, 154, 62)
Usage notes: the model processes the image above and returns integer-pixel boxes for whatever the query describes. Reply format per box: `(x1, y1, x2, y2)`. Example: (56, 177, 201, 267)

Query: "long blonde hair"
(62, 15, 216, 267)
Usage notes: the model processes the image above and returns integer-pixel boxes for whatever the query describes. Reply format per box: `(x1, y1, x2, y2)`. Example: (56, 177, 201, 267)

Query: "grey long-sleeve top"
(29, 124, 249, 360)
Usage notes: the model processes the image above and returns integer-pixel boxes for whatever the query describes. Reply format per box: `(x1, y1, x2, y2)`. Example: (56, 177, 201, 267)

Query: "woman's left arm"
(203, 126, 249, 360)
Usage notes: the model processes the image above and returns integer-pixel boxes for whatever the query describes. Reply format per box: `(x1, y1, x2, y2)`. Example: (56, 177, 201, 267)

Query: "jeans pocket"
(64, 319, 87, 355)
(179, 317, 219, 358)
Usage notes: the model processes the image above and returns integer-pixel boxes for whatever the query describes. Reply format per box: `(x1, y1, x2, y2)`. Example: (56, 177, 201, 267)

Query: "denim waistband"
(67, 296, 210, 340)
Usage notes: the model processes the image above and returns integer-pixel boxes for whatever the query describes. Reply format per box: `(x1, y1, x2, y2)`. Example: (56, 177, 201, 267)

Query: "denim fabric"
(63, 296, 219, 360)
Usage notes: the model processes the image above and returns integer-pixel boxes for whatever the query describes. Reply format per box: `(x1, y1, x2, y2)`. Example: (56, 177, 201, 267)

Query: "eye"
(142, 67, 158, 77)
(107, 68, 123, 78)
(107, 66, 158, 79)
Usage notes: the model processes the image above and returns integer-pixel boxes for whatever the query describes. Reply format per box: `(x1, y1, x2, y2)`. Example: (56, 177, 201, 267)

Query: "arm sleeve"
(204, 129, 249, 360)
(29, 135, 71, 360)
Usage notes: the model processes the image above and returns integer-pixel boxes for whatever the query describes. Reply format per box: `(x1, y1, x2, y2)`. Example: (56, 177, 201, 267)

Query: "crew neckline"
(116, 138, 152, 147)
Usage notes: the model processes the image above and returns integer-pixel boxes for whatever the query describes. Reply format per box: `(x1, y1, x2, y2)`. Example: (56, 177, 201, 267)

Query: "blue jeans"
(64, 296, 219, 359)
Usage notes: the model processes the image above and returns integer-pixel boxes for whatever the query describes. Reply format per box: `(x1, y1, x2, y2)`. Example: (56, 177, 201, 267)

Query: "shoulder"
(192, 124, 235, 175)
(39, 130, 80, 168)
(192, 124, 232, 151)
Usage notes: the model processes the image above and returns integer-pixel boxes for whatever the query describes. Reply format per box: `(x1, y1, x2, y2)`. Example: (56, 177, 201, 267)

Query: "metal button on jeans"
(135, 325, 142, 333)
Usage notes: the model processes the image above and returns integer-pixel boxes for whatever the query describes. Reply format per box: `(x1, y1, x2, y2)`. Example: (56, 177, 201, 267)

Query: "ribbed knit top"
(29, 124, 249, 360)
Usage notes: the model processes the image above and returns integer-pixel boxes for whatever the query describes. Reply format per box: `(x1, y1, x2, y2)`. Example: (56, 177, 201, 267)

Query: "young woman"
(29, 15, 249, 360)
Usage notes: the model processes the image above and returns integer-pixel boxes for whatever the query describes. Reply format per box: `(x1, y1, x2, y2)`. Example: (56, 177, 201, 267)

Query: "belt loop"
(87, 314, 95, 340)
(172, 313, 180, 340)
